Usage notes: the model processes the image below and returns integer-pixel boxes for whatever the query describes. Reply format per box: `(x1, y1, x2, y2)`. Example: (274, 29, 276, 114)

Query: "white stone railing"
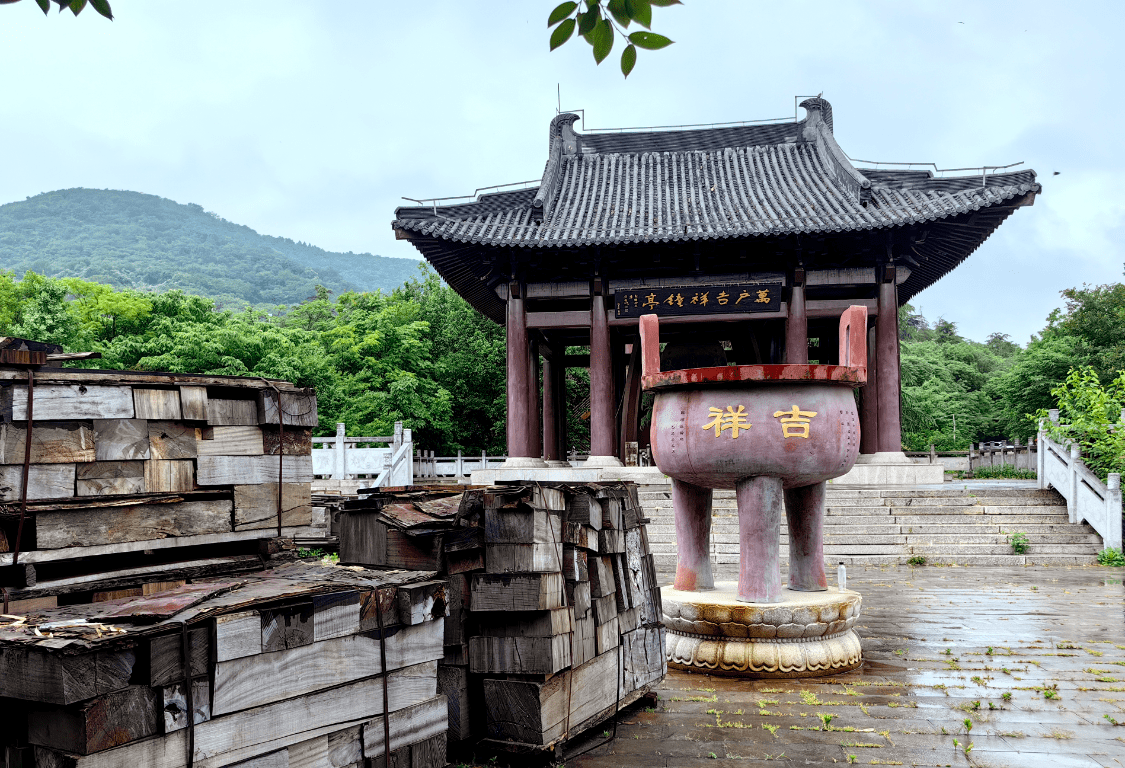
(312, 422, 413, 487)
(1038, 410, 1122, 550)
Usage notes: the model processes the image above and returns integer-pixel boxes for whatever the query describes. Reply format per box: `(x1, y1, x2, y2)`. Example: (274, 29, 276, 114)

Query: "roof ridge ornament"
(534, 113, 582, 223)
(798, 97, 834, 134)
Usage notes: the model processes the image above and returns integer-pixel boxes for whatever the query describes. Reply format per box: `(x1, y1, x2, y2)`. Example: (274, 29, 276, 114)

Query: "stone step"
(650, 552, 1102, 570)
(907, 542, 1098, 555)
(891, 514, 1071, 526)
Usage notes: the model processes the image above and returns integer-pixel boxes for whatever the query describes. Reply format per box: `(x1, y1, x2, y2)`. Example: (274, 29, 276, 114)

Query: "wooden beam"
(93, 419, 150, 461)
(197, 455, 314, 486)
(35, 662, 440, 768)
(27, 685, 161, 754)
(0, 422, 94, 465)
(0, 464, 75, 501)
(0, 647, 137, 705)
(133, 388, 182, 420)
(526, 310, 591, 329)
(0, 526, 319, 566)
(34, 499, 233, 550)
(1, 385, 133, 421)
(179, 386, 209, 421)
(213, 620, 443, 716)
(198, 426, 265, 456)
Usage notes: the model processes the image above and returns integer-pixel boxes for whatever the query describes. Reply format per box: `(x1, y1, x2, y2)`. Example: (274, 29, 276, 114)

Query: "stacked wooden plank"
(341, 481, 666, 752)
(0, 560, 448, 768)
(0, 368, 327, 607)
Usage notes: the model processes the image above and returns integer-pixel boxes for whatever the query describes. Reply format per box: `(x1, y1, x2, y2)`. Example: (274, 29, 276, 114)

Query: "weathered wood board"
(475, 607, 574, 637)
(312, 591, 360, 642)
(566, 493, 602, 530)
(261, 603, 314, 653)
(595, 616, 620, 654)
(213, 620, 444, 716)
(621, 625, 666, 692)
(148, 421, 199, 460)
(0, 422, 94, 465)
(179, 386, 209, 421)
(468, 634, 571, 675)
(566, 579, 592, 616)
(470, 572, 564, 612)
(37, 661, 439, 768)
(197, 455, 314, 485)
(206, 398, 259, 427)
(162, 677, 211, 733)
(198, 426, 265, 456)
(150, 626, 211, 686)
(216, 610, 262, 663)
(256, 390, 318, 428)
(360, 694, 448, 762)
(3, 385, 134, 421)
(571, 613, 596, 668)
(234, 484, 313, 531)
(133, 388, 182, 420)
(93, 419, 150, 461)
(0, 646, 137, 705)
(75, 460, 145, 496)
(27, 685, 161, 754)
(262, 427, 313, 456)
(588, 554, 616, 598)
(0, 464, 75, 501)
(144, 459, 195, 493)
(35, 500, 233, 550)
(437, 666, 470, 742)
(483, 648, 624, 744)
(483, 507, 561, 544)
(484, 542, 563, 574)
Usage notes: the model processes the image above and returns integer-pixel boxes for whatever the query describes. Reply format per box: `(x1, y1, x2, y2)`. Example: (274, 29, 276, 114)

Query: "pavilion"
(392, 98, 1039, 481)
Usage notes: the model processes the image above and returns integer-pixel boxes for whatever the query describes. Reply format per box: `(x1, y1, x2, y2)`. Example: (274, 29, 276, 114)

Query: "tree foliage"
(1034, 367, 1125, 481)
(0, 265, 507, 454)
(1, 0, 112, 20)
(548, 0, 679, 78)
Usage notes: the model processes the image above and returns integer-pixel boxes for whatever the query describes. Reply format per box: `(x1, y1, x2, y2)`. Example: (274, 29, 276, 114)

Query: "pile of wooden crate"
(0, 560, 448, 768)
(340, 481, 667, 752)
(0, 366, 327, 608)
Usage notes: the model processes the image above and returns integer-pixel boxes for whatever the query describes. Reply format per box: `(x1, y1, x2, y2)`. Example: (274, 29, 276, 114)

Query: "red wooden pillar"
(785, 281, 808, 364)
(876, 276, 902, 453)
(505, 282, 533, 459)
(527, 337, 541, 459)
(542, 347, 559, 462)
(588, 292, 622, 465)
(859, 323, 879, 454)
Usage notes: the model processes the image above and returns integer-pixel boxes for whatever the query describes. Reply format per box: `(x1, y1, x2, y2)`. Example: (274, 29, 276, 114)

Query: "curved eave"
(393, 182, 1040, 251)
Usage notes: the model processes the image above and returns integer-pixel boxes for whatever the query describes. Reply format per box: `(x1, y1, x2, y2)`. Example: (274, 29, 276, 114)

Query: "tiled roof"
(394, 99, 1039, 249)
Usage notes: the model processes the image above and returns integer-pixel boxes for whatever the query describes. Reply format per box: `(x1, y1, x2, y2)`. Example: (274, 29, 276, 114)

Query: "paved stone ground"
(564, 564, 1125, 768)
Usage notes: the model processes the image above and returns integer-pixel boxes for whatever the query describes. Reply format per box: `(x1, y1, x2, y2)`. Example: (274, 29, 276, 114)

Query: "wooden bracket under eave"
(393, 226, 418, 241)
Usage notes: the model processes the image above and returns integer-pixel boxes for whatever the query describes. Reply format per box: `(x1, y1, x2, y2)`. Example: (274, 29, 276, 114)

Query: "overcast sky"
(2, 1, 1120, 343)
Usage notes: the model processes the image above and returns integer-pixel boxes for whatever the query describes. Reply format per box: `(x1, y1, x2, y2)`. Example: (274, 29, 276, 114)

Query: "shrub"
(973, 464, 1037, 480)
(1033, 367, 1125, 482)
(907, 555, 927, 566)
(1007, 532, 1030, 554)
(1097, 547, 1125, 567)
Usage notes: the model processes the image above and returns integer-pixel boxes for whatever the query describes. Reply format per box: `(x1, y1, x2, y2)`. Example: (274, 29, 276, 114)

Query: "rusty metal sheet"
(98, 581, 242, 622)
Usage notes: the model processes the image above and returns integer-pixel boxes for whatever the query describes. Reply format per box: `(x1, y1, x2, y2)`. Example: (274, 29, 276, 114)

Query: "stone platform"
(662, 583, 863, 678)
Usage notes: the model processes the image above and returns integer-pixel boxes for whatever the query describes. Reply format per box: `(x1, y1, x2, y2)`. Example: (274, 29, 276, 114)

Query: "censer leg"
(672, 478, 714, 591)
(785, 481, 828, 592)
(735, 475, 784, 603)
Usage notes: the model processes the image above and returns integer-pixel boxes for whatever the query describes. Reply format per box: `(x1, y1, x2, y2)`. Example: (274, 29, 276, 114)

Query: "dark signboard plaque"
(614, 283, 782, 318)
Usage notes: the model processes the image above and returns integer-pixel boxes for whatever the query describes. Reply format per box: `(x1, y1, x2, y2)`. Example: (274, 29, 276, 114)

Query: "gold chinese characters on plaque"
(615, 283, 782, 318)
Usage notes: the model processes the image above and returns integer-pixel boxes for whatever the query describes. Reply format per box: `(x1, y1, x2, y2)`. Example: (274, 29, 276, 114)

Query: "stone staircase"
(637, 481, 1103, 569)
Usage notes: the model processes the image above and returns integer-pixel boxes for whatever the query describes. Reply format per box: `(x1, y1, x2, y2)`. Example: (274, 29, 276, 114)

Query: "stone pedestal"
(662, 583, 863, 678)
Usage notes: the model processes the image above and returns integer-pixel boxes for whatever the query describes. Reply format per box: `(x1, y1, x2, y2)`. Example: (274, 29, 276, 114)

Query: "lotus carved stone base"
(662, 583, 863, 678)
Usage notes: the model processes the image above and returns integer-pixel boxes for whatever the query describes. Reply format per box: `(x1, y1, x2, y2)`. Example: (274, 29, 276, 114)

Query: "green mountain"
(0, 188, 420, 307)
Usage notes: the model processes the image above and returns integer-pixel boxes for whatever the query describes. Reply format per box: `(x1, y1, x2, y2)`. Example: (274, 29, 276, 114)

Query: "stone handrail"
(1038, 410, 1122, 550)
(312, 422, 412, 483)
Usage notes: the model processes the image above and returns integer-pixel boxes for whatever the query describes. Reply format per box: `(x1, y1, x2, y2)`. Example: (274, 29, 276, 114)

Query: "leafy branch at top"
(548, 0, 679, 78)
(2, 0, 113, 20)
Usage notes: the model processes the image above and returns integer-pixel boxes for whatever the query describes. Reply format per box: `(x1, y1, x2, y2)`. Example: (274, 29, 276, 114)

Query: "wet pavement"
(568, 564, 1125, 767)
